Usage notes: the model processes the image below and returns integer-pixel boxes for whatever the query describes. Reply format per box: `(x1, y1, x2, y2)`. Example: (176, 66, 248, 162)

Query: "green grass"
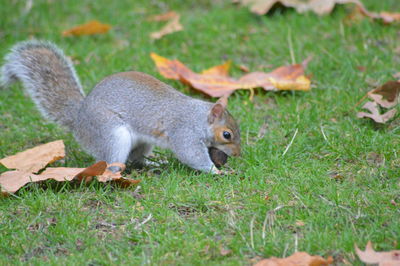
(1, 0, 399, 265)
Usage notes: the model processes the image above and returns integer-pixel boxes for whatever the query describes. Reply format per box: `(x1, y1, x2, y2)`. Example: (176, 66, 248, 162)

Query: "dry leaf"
(357, 101, 397, 123)
(0, 140, 65, 173)
(355, 241, 400, 265)
(254, 251, 333, 266)
(201, 61, 232, 76)
(97, 162, 140, 187)
(150, 12, 183, 40)
(147, 11, 179, 22)
(150, 53, 311, 98)
(239, 0, 363, 16)
(0, 141, 139, 195)
(238, 64, 250, 72)
(62, 20, 111, 37)
(0, 161, 140, 195)
(368, 80, 400, 108)
(239, 0, 400, 24)
(220, 247, 232, 256)
(357, 80, 399, 124)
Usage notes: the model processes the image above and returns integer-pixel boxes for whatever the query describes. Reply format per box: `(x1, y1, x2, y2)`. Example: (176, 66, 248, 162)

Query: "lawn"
(0, 0, 399, 265)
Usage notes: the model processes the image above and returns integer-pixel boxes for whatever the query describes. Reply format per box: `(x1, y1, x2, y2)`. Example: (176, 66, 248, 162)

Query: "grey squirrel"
(1, 40, 241, 173)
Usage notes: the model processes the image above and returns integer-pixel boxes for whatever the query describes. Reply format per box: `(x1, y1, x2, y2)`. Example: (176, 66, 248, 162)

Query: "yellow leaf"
(62, 20, 111, 37)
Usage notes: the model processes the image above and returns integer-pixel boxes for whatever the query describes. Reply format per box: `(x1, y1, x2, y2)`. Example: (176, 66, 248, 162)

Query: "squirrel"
(1, 40, 241, 173)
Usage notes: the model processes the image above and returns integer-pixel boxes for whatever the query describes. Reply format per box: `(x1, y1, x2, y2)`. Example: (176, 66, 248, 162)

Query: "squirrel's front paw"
(211, 165, 235, 175)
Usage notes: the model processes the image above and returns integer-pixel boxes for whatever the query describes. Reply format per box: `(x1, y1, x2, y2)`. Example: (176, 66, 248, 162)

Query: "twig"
(320, 125, 329, 143)
(246, 127, 250, 146)
(227, 210, 253, 252)
(282, 128, 298, 157)
(250, 215, 256, 249)
(318, 195, 356, 216)
(262, 205, 285, 245)
(287, 28, 296, 64)
(134, 214, 153, 230)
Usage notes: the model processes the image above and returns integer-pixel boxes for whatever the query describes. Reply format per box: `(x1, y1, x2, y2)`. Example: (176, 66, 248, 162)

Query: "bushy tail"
(1, 40, 85, 129)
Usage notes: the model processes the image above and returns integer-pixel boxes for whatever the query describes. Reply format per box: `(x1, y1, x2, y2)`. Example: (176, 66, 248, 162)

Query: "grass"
(0, 0, 399, 264)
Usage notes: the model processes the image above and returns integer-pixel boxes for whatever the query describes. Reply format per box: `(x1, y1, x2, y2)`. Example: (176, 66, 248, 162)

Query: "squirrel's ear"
(208, 96, 228, 123)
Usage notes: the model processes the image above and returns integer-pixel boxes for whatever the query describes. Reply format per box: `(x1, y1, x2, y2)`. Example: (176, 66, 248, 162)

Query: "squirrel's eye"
(223, 131, 231, 140)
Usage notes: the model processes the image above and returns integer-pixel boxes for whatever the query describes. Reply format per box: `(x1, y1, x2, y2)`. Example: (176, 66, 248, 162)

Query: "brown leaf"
(0, 161, 140, 195)
(150, 12, 183, 40)
(0, 141, 139, 194)
(357, 101, 397, 124)
(238, 64, 250, 72)
(0, 140, 65, 173)
(147, 11, 179, 22)
(368, 80, 400, 108)
(239, 0, 363, 16)
(355, 241, 400, 265)
(97, 162, 140, 187)
(150, 53, 311, 98)
(62, 20, 111, 36)
(357, 80, 399, 124)
(345, 3, 400, 24)
(254, 251, 333, 266)
(220, 247, 232, 256)
(239, 0, 400, 24)
(201, 61, 232, 76)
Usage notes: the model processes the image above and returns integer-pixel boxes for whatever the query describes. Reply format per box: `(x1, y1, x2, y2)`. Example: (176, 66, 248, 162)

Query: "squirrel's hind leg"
(127, 142, 153, 168)
(96, 125, 134, 173)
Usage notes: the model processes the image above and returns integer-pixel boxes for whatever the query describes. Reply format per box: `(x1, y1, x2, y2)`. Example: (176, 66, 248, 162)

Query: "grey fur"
(1, 40, 84, 128)
(1, 41, 241, 172)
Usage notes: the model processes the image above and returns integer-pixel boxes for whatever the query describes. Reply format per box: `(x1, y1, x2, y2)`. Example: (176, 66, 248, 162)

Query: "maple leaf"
(254, 251, 333, 266)
(355, 241, 400, 265)
(150, 53, 311, 98)
(62, 20, 111, 37)
(149, 11, 183, 40)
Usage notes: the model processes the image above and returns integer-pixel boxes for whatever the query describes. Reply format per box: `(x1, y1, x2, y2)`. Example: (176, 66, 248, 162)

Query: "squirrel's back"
(78, 71, 213, 138)
(1, 40, 84, 128)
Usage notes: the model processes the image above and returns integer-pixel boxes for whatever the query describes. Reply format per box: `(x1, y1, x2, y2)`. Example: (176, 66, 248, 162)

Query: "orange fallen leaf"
(0, 141, 140, 195)
(150, 12, 183, 40)
(254, 251, 333, 266)
(97, 162, 141, 187)
(355, 241, 400, 265)
(0, 140, 65, 173)
(62, 20, 111, 37)
(201, 61, 232, 76)
(0, 161, 140, 195)
(151, 53, 311, 98)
